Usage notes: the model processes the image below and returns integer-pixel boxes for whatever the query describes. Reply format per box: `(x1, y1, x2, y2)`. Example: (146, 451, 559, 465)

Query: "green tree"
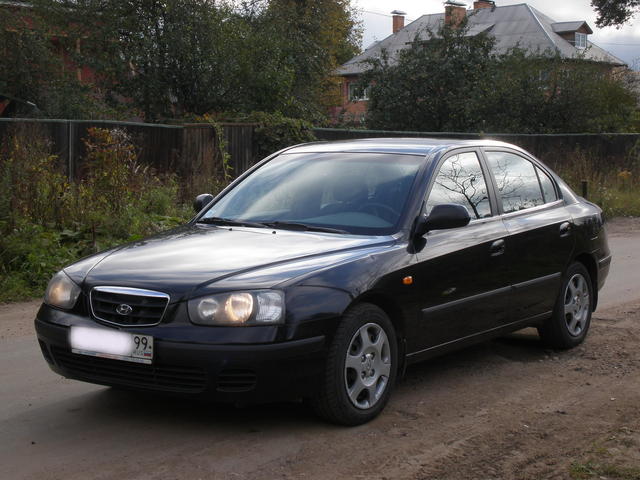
(361, 21, 496, 132)
(32, 0, 245, 120)
(242, 0, 361, 120)
(0, 4, 103, 118)
(591, 0, 639, 27)
(360, 22, 638, 133)
(29, 0, 361, 122)
(488, 50, 638, 133)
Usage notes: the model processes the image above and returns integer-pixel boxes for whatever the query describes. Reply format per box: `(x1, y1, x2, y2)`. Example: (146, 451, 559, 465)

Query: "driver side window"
(426, 152, 492, 220)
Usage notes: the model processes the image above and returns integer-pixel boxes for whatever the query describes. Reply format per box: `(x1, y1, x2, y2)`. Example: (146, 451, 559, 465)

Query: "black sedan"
(35, 138, 611, 425)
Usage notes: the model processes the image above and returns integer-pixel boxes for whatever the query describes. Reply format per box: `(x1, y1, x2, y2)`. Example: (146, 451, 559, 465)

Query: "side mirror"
(193, 193, 214, 213)
(415, 203, 471, 237)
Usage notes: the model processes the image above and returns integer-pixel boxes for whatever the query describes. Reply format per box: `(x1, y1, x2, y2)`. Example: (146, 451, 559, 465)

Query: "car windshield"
(200, 152, 423, 235)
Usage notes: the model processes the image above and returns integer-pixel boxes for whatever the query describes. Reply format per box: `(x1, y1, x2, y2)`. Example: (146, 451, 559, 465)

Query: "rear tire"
(311, 303, 398, 426)
(538, 262, 593, 349)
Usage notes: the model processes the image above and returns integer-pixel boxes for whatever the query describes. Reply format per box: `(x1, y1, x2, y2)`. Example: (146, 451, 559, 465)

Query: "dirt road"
(1, 218, 640, 480)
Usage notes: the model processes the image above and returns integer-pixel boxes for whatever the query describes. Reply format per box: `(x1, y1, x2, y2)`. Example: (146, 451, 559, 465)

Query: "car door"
(409, 149, 511, 352)
(482, 149, 575, 322)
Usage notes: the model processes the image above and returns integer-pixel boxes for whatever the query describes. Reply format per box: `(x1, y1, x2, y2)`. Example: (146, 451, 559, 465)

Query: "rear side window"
(536, 166, 558, 203)
(486, 152, 544, 213)
(426, 152, 491, 219)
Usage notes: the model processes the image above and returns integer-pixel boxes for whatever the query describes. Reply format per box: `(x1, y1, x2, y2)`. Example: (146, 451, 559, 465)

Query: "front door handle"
(490, 239, 506, 257)
(560, 222, 572, 238)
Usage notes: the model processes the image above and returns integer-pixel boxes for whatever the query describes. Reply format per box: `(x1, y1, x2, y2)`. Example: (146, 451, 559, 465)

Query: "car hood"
(77, 224, 395, 301)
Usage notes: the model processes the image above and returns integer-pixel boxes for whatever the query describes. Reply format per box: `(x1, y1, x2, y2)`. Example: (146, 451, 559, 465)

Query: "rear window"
(536, 166, 558, 203)
(486, 151, 544, 213)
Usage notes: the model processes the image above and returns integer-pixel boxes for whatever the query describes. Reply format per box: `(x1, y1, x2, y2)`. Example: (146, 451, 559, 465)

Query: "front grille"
(51, 346, 207, 393)
(90, 286, 169, 326)
(217, 369, 257, 392)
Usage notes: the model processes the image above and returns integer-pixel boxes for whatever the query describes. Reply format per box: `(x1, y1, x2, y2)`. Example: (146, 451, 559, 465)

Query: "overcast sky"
(352, 0, 640, 69)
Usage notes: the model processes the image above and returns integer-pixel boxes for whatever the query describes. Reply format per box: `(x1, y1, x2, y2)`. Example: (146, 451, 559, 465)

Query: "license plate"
(70, 326, 154, 364)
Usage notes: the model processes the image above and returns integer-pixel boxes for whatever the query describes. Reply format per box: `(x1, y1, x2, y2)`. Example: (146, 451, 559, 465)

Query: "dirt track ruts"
(1, 217, 639, 480)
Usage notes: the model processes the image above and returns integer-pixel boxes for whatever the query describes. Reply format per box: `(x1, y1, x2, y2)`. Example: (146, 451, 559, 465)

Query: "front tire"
(538, 262, 593, 349)
(311, 303, 398, 426)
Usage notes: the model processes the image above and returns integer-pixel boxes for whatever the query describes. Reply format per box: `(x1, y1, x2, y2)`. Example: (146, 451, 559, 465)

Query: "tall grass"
(1, 127, 638, 303)
(0, 126, 205, 302)
(551, 145, 640, 217)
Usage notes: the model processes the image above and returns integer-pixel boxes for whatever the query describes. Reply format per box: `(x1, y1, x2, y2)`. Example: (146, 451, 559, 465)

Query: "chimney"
(444, 1, 467, 27)
(391, 10, 407, 34)
(473, 0, 495, 9)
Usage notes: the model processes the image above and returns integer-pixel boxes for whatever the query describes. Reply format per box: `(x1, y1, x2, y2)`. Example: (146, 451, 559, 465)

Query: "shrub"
(244, 111, 316, 161)
(360, 21, 638, 134)
(553, 143, 640, 217)
(0, 125, 69, 229)
(0, 126, 191, 303)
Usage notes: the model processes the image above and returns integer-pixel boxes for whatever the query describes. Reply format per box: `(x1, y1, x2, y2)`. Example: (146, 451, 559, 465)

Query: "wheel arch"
(349, 291, 408, 373)
(572, 252, 598, 311)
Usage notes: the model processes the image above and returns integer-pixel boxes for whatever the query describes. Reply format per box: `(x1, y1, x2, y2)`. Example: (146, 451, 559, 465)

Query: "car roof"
(285, 137, 520, 156)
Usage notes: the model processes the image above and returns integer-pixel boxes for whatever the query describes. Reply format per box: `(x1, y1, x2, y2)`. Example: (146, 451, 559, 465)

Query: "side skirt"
(404, 311, 550, 366)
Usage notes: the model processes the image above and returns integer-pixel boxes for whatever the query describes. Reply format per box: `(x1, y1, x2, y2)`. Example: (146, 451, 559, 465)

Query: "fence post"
(67, 120, 76, 181)
(581, 180, 588, 199)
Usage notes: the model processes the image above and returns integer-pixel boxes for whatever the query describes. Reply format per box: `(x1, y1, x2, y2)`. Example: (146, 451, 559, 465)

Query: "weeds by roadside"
(1, 127, 639, 304)
(552, 145, 640, 218)
(0, 126, 202, 303)
(571, 461, 640, 480)
(569, 426, 640, 479)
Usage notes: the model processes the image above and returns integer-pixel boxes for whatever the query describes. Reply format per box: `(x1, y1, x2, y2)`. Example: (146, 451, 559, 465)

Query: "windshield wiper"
(197, 217, 268, 229)
(265, 221, 348, 234)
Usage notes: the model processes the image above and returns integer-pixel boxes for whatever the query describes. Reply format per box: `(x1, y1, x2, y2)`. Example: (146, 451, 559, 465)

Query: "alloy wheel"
(564, 273, 590, 337)
(344, 322, 391, 409)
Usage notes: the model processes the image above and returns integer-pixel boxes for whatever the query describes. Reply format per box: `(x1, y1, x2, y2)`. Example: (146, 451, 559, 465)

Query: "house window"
(348, 83, 370, 101)
(575, 32, 587, 49)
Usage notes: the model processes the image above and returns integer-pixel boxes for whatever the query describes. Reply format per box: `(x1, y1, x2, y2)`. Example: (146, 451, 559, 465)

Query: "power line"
(361, 9, 415, 22)
(596, 42, 640, 46)
(361, 9, 392, 17)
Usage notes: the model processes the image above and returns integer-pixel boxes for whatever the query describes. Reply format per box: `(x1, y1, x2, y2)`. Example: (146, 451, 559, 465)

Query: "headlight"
(44, 270, 81, 309)
(188, 290, 284, 326)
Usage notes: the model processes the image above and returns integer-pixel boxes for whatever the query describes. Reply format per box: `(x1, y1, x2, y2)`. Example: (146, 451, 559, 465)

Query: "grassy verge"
(0, 126, 217, 303)
(570, 426, 640, 479)
(553, 148, 640, 218)
(1, 128, 639, 304)
(571, 462, 640, 480)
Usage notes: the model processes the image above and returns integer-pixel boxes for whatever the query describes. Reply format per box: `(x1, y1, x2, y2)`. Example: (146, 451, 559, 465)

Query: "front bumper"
(35, 315, 326, 403)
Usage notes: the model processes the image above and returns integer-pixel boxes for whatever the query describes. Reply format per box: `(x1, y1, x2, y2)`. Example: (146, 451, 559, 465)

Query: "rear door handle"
(560, 222, 572, 238)
(490, 239, 506, 257)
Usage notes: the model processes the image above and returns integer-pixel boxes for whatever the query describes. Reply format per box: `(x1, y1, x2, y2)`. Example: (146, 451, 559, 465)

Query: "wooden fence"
(0, 119, 257, 180)
(1, 120, 638, 183)
(313, 128, 640, 170)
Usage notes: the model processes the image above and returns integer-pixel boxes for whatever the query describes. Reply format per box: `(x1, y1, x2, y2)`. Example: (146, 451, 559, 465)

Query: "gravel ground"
(1, 218, 639, 480)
